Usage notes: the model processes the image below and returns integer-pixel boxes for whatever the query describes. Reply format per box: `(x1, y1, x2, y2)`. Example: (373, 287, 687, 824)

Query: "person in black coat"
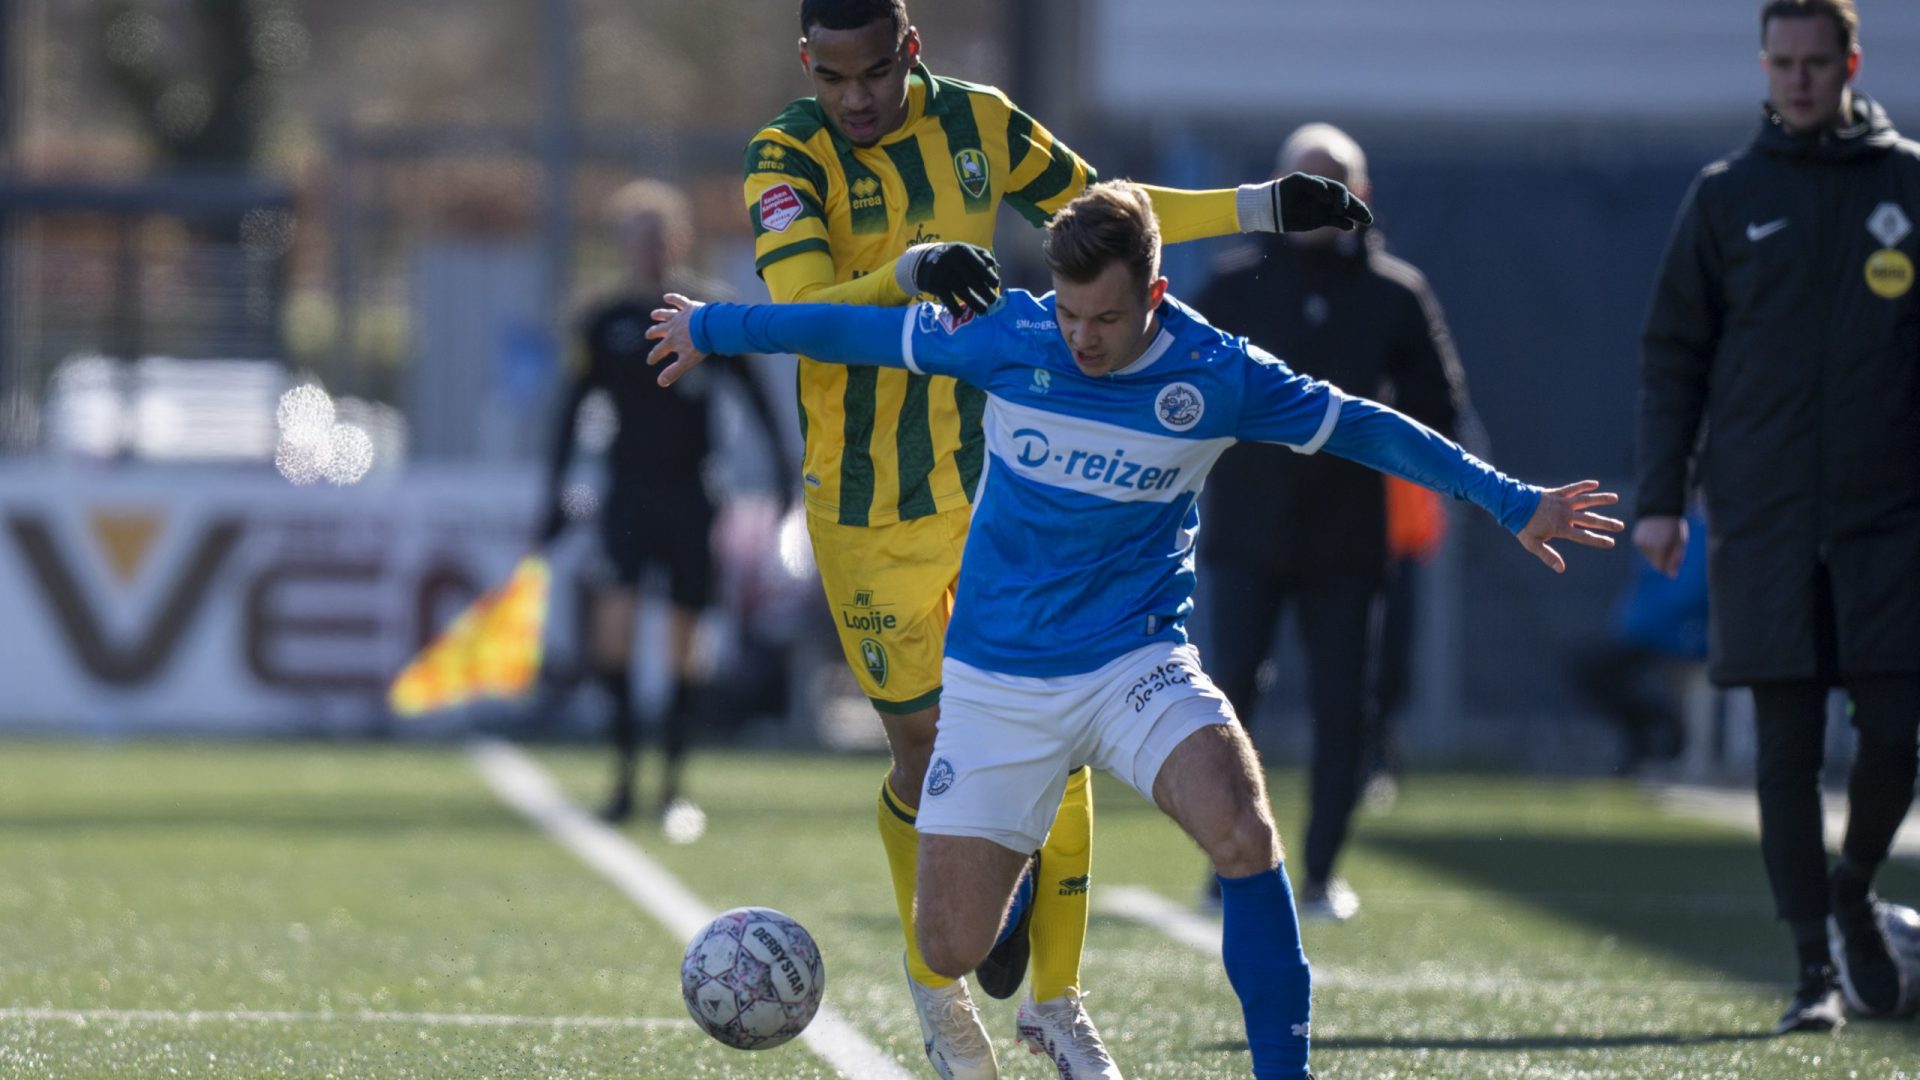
(541, 180, 792, 825)
(1636, 0, 1920, 1032)
(1195, 123, 1468, 920)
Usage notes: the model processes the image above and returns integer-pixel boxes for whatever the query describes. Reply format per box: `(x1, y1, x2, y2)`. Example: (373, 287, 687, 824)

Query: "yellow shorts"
(809, 503, 971, 713)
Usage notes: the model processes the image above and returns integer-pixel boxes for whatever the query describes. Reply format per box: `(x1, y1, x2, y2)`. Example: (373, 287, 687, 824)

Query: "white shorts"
(916, 641, 1236, 853)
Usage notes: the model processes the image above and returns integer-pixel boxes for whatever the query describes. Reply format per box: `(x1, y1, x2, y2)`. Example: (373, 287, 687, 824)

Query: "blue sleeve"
(691, 301, 1002, 381)
(1234, 345, 1347, 450)
(898, 301, 1008, 381)
(1320, 396, 1543, 534)
(691, 302, 911, 368)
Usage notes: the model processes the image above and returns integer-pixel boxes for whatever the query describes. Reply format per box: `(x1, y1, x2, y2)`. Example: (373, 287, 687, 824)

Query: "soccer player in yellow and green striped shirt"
(741, 3, 1369, 1073)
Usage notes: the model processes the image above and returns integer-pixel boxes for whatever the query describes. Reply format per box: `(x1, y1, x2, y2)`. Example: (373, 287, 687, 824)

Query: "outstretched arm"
(1142, 175, 1374, 243)
(1320, 397, 1622, 573)
(647, 295, 924, 386)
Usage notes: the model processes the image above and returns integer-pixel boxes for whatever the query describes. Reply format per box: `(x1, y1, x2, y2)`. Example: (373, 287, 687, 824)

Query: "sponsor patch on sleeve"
(913, 303, 974, 336)
(758, 183, 804, 233)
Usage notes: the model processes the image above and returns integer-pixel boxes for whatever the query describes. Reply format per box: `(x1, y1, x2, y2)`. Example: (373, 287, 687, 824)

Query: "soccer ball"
(681, 906, 825, 1050)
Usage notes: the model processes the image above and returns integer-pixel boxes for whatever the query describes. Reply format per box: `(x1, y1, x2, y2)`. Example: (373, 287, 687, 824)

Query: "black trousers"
(1750, 569, 1920, 921)
(1202, 559, 1377, 886)
(1752, 676, 1920, 921)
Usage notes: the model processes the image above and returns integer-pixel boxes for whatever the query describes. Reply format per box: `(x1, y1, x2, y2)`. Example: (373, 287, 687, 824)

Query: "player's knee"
(916, 918, 988, 981)
(1201, 805, 1279, 879)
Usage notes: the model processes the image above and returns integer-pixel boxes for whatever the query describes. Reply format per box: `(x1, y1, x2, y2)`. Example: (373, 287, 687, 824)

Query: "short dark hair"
(800, 0, 907, 39)
(1761, 0, 1858, 54)
(1043, 181, 1162, 291)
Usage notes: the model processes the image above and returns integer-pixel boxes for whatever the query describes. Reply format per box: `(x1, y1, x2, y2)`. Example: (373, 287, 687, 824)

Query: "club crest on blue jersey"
(1154, 382, 1205, 432)
(927, 757, 955, 796)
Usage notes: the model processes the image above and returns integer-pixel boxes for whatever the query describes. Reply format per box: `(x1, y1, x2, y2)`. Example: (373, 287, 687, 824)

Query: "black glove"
(911, 242, 1001, 318)
(1275, 172, 1373, 232)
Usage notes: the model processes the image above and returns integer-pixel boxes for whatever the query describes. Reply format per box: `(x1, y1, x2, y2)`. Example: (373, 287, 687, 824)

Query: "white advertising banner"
(0, 463, 574, 732)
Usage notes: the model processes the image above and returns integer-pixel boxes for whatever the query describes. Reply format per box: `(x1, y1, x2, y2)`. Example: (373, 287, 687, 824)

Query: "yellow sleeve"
(999, 99, 1238, 243)
(1003, 103, 1097, 227)
(744, 132, 913, 307)
(1137, 185, 1242, 245)
(761, 250, 914, 306)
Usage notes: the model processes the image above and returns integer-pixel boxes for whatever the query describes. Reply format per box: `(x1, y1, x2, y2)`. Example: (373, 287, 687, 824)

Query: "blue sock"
(994, 859, 1034, 948)
(1218, 865, 1311, 1080)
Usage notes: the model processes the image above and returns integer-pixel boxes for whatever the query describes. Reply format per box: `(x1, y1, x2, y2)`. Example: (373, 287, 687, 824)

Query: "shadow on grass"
(1203, 1030, 1774, 1053)
(1366, 829, 1920, 1041)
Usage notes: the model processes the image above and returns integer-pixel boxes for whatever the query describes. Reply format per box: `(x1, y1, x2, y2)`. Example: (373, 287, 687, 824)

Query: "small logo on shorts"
(860, 638, 889, 687)
(853, 590, 873, 607)
(1058, 874, 1089, 896)
(927, 757, 955, 796)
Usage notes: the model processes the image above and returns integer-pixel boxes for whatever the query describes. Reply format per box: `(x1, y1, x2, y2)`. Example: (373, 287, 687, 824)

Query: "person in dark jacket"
(541, 179, 792, 825)
(1636, 0, 1920, 1032)
(1195, 123, 1469, 920)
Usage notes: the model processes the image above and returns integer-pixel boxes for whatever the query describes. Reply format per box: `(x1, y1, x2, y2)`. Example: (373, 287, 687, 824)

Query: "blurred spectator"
(539, 179, 790, 825)
(1195, 123, 1469, 920)
(1569, 505, 1708, 774)
(1635, 0, 1920, 1033)
(1362, 477, 1449, 809)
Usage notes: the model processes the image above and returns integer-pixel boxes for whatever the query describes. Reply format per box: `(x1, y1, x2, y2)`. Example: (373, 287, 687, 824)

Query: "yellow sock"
(878, 778, 952, 988)
(1030, 765, 1092, 1001)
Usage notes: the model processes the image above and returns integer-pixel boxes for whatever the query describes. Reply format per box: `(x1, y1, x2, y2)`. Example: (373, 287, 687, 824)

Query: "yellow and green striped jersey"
(744, 64, 1096, 528)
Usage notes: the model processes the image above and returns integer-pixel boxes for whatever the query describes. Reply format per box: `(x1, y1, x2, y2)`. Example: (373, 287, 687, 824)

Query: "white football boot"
(1015, 989, 1123, 1079)
(903, 953, 999, 1079)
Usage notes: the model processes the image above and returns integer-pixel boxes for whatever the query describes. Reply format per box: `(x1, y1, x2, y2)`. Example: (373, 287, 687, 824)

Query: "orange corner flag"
(389, 555, 551, 717)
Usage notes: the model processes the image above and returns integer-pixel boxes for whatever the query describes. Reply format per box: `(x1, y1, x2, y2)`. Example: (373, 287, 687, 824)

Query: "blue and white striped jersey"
(898, 291, 1338, 675)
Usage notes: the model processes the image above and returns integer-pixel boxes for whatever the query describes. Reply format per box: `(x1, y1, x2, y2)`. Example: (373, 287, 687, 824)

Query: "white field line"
(469, 739, 914, 1080)
(1096, 884, 1777, 994)
(1655, 784, 1920, 861)
(0, 1007, 681, 1029)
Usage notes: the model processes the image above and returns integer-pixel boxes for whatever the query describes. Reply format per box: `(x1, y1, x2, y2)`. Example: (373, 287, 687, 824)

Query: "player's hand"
(1632, 514, 1688, 579)
(912, 242, 1001, 318)
(646, 293, 709, 387)
(1272, 172, 1373, 232)
(1516, 480, 1624, 574)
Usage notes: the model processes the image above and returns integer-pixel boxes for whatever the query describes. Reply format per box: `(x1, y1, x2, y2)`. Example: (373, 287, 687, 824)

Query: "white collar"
(1109, 321, 1173, 377)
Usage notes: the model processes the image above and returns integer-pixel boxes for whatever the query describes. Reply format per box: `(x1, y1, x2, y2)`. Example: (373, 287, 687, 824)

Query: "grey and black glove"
(1237, 173, 1374, 233)
(894, 242, 1001, 318)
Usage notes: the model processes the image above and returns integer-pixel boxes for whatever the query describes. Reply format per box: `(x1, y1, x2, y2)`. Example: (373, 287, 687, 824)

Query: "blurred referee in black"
(1195, 123, 1469, 921)
(1637, 0, 1920, 1032)
(541, 179, 792, 825)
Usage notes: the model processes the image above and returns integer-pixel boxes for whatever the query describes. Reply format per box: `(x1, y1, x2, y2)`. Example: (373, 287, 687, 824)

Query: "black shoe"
(1774, 963, 1845, 1034)
(598, 785, 634, 824)
(1828, 873, 1906, 1017)
(976, 853, 1037, 1000)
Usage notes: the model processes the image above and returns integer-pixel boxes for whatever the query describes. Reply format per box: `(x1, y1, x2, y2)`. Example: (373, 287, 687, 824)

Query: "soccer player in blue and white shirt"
(648, 181, 1622, 1080)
